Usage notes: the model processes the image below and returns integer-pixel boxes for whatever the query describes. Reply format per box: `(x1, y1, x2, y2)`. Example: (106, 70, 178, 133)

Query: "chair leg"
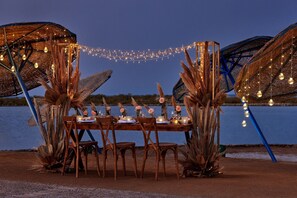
(76, 147, 80, 178)
(62, 147, 69, 175)
(94, 145, 101, 177)
(84, 149, 88, 175)
(155, 150, 160, 181)
(174, 147, 180, 180)
(141, 149, 148, 178)
(161, 150, 167, 177)
(132, 147, 138, 178)
(103, 150, 107, 178)
(113, 149, 118, 180)
(120, 149, 127, 176)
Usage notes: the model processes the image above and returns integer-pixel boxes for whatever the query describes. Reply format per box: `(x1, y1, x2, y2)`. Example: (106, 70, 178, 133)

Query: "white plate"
(156, 121, 170, 124)
(117, 120, 136, 124)
(78, 119, 95, 123)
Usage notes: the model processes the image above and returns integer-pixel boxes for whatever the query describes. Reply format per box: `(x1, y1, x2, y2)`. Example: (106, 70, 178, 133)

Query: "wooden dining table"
(75, 121, 193, 143)
(65, 119, 193, 170)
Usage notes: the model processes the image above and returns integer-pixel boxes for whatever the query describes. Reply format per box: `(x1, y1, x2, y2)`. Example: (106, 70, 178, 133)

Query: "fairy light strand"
(79, 42, 196, 63)
(268, 53, 274, 106)
(288, 36, 295, 85)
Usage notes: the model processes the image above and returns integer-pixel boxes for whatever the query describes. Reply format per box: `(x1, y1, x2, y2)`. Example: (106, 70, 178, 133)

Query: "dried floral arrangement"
(131, 97, 142, 117)
(179, 42, 226, 177)
(102, 97, 111, 116)
(35, 43, 84, 171)
(157, 83, 168, 120)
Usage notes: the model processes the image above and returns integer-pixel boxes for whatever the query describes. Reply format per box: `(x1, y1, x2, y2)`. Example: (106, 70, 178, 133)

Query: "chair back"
(137, 117, 159, 149)
(96, 116, 116, 149)
(62, 116, 79, 148)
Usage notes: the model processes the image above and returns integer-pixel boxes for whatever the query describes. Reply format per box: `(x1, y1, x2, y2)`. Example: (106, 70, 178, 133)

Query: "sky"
(1, 0, 297, 96)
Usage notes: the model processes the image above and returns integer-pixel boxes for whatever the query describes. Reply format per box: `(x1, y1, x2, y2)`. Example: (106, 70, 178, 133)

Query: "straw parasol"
(0, 22, 76, 97)
(173, 36, 272, 103)
(234, 23, 297, 102)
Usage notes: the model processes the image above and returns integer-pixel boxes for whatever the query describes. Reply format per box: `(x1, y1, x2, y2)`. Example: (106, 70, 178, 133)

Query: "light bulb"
(11, 66, 15, 72)
(244, 110, 249, 118)
(278, 73, 284, 80)
(22, 54, 26, 60)
(34, 62, 39, 68)
(242, 120, 247, 127)
(241, 96, 246, 103)
(44, 46, 48, 53)
(0, 55, 3, 61)
(243, 103, 248, 110)
(257, 90, 262, 98)
(288, 77, 294, 85)
(268, 99, 274, 106)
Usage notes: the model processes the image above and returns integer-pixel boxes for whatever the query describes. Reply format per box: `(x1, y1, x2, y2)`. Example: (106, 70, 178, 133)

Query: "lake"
(0, 105, 296, 150)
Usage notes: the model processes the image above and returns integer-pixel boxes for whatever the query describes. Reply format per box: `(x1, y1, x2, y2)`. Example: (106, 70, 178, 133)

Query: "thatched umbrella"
(0, 22, 76, 123)
(235, 23, 297, 103)
(173, 36, 272, 103)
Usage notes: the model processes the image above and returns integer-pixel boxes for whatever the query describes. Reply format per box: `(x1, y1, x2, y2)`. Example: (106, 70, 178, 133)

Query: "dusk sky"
(1, 0, 297, 96)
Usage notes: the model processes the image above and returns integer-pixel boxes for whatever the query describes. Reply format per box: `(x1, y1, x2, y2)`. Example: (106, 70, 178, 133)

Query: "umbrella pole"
(247, 107, 277, 162)
(14, 71, 39, 125)
(3, 35, 39, 125)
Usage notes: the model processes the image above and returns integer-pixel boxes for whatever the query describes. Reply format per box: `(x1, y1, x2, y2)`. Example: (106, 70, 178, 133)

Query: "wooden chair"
(137, 117, 179, 180)
(62, 116, 101, 178)
(96, 116, 138, 180)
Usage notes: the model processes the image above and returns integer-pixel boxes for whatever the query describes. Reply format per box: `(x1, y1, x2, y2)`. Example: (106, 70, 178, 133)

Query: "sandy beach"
(0, 145, 296, 198)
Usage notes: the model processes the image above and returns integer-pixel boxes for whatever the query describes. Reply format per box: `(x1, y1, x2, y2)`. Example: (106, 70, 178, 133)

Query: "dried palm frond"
(179, 42, 226, 177)
(171, 96, 177, 109)
(34, 99, 64, 172)
(90, 102, 97, 112)
(35, 43, 84, 172)
(131, 97, 139, 107)
(157, 83, 165, 97)
(102, 97, 111, 116)
(118, 102, 127, 117)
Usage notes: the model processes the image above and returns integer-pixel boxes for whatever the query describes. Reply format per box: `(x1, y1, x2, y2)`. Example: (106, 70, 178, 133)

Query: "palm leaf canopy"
(235, 22, 297, 101)
(0, 22, 76, 97)
(173, 36, 272, 103)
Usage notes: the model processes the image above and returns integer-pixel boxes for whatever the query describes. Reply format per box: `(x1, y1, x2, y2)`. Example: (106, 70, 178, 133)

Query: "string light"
(34, 62, 39, 68)
(256, 90, 262, 98)
(44, 46, 48, 53)
(278, 72, 284, 80)
(79, 42, 196, 63)
(288, 36, 295, 85)
(241, 96, 246, 103)
(279, 42, 285, 80)
(242, 120, 247, 127)
(11, 66, 15, 72)
(244, 110, 249, 118)
(243, 103, 248, 110)
(22, 54, 26, 60)
(257, 59, 262, 98)
(268, 99, 274, 106)
(0, 54, 3, 61)
(268, 53, 274, 106)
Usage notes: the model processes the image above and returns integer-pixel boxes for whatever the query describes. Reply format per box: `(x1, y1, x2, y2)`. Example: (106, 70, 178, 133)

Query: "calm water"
(0, 106, 296, 150)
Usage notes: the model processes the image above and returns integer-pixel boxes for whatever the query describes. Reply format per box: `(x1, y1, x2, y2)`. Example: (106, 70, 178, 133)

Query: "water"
(0, 105, 297, 150)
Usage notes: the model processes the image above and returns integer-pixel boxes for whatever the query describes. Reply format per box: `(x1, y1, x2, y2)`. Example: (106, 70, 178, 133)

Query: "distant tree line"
(2, 94, 297, 106)
(0, 97, 28, 106)
(85, 94, 173, 106)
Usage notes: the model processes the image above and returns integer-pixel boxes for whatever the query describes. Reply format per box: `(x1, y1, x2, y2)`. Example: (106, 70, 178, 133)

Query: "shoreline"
(0, 147, 297, 197)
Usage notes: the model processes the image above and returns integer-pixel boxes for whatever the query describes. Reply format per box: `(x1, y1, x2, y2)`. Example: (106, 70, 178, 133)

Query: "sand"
(0, 145, 296, 198)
